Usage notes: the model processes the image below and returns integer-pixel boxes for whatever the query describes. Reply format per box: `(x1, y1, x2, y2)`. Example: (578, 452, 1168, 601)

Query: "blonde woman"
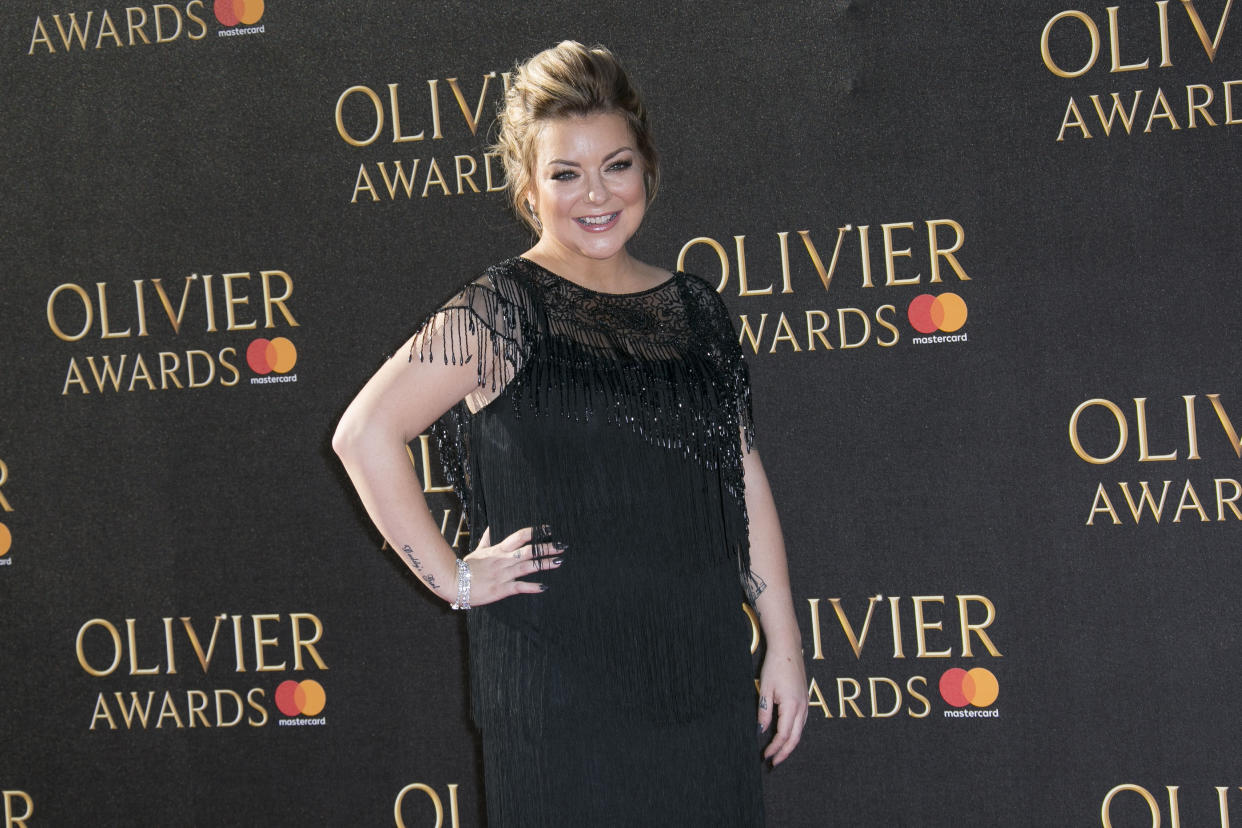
(334, 41, 806, 826)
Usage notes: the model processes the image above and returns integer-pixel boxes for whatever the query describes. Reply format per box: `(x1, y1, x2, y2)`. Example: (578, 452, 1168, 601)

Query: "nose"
(585, 171, 607, 204)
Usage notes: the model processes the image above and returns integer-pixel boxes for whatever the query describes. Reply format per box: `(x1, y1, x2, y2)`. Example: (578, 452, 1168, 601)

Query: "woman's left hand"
(756, 645, 808, 767)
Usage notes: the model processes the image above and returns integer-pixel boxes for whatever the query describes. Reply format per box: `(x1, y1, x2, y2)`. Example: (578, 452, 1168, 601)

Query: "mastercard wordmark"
(907, 293, 968, 334)
(275, 679, 326, 717)
(939, 667, 999, 708)
(215, 0, 264, 26)
(247, 337, 297, 375)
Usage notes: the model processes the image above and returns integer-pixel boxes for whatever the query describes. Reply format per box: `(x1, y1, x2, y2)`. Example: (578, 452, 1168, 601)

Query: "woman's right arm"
(332, 325, 560, 606)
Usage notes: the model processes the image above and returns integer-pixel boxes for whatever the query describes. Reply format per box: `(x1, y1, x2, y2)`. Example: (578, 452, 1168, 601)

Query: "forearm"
(743, 448, 802, 656)
(334, 406, 461, 603)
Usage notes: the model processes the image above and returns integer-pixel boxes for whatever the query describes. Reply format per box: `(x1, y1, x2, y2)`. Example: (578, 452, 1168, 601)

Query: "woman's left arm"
(743, 446, 809, 767)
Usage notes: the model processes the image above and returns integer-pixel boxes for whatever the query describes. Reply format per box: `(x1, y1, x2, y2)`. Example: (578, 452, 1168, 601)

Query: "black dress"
(417, 257, 763, 826)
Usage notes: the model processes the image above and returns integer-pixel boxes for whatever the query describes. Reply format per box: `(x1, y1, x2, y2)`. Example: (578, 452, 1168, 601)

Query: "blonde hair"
(493, 41, 660, 234)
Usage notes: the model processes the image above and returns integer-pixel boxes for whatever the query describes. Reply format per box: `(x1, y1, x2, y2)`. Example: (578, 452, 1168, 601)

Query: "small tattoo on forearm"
(744, 571, 768, 605)
(401, 544, 441, 592)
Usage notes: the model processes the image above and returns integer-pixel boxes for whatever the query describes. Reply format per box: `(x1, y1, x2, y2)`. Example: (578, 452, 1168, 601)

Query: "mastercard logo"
(214, 0, 264, 26)
(939, 667, 999, 708)
(247, 337, 297, 375)
(907, 293, 968, 334)
(275, 679, 325, 717)
(0, 523, 10, 556)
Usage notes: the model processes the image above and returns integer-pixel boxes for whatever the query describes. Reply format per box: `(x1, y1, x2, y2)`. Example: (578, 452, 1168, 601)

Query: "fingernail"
(757, 723, 765, 735)
(539, 584, 549, 592)
(538, 523, 552, 534)
(553, 541, 569, 550)
(551, 557, 563, 566)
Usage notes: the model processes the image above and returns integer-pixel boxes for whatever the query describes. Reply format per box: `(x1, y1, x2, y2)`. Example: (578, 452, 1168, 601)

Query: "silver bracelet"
(450, 558, 471, 610)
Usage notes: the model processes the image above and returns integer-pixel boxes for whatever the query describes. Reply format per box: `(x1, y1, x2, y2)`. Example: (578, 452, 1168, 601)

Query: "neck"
(523, 241, 643, 294)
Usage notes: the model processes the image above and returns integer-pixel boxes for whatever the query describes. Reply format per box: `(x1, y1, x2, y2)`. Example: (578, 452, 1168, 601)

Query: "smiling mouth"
(576, 212, 619, 228)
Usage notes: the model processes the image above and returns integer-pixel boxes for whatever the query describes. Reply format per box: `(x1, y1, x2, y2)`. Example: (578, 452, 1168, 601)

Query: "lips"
(575, 212, 620, 231)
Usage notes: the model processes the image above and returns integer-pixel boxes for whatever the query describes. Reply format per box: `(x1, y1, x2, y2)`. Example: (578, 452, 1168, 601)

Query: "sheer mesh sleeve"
(408, 268, 533, 519)
(410, 270, 531, 413)
(680, 273, 755, 453)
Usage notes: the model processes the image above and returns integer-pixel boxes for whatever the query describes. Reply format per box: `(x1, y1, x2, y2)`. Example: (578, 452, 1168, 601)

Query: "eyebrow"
(546, 147, 635, 168)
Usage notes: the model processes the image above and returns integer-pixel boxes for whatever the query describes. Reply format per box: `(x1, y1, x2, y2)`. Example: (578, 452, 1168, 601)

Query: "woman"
(333, 41, 806, 826)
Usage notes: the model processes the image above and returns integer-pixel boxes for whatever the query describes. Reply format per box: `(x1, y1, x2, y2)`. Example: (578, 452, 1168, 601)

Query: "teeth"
(578, 213, 617, 225)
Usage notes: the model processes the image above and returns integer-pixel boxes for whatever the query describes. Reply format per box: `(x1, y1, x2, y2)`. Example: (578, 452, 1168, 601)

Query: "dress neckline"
(516, 257, 679, 298)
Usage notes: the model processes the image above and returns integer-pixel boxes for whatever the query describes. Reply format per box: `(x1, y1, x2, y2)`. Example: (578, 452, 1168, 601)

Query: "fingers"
(762, 693, 808, 767)
(756, 691, 773, 739)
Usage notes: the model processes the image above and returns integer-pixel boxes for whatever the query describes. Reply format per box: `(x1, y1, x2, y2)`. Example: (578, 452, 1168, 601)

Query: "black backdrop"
(2, 2, 1240, 825)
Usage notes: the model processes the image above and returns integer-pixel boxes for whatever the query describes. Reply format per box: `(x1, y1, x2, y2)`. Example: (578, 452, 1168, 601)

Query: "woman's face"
(526, 111, 646, 264)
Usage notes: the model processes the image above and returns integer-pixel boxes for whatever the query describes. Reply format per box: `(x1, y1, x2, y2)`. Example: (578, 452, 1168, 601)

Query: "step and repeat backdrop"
(2, 1, 1239, 825)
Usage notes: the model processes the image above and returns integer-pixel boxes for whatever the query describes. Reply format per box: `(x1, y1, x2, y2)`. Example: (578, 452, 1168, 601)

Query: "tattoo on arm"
(401, 544, 441, 592)
(744, 571, 768, 605)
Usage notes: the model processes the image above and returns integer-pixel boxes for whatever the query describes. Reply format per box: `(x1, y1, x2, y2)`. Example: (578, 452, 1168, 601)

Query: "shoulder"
(676, 271, 732, 326)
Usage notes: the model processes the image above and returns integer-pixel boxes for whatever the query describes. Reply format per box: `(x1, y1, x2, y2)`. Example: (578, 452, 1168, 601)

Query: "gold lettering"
(1107, 6, 1150, 72)
(222, 272, 257, 330)
(807, 598, 825, 660)
(957, 595, 1002, 658)
(388, 83, 425, 143)
(1187, 83, 1218, 127)
(95, 11, 122, 49)
(1144, 87, 1182, 132)
(804, 310, 832, 350)
(829, 595, 882, 659)
(158, 351, 183, 390)
(153, 4, 182, 42)
(454, 154, 480, 194)
(737, 314, 767, 354)
(911, 596, 951, 658)
(447, 73, 497, 135)
(290, 613, 328, 671)
(3, 790, 34, 827)
(336, 85, 384, 147)
(1207, 394, 1242, 456)
(1087, 483, 1123, 525)
(676, 236, 729, 292)
(735, 235, 772, 296)
(422, 157, 450, 197)
(252, 614, 286, 672)
(352, 163, 381, 203)
(89, 694, 117, 730)
(1173, 479, 1209, 522)
(77, 618, 122, 676)
(1057, 96, 1094, 141)
(1069, 398, 1128, 464)
(1101, 784, 1160, 828)
(768, 312, 801, 352)
(1180, 0, 1236, 61)
(1042, 11, 1101, 78)
(1216, 478, 1242, 520)
(927, 219, 970, 282)
(53, 12, 93, 50)
(882, 222, 918, 285)
(1135, 397, 1178, 461)
(1089, 91, 1143, 136)
(126, 618, 159, 675)
(181, 614, 226, 672)
(260, 270, 298, 328)
(28, 16, 54, 54)
(1119, 481, 1173, 522)
(126, 6, 151, 46)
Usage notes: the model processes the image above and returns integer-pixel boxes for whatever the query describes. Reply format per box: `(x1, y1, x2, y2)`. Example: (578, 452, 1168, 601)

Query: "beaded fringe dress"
(416, 257, 764, 826)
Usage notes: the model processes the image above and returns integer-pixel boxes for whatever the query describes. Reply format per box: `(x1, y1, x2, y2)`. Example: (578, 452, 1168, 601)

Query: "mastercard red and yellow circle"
(246, 337, 297, 375)
(907, 293, 968, 334)
(275, 679, 325, 717)
(939, 667, 999, 708)
(0, 523, 11, 556)
(214, 0, 264, 26)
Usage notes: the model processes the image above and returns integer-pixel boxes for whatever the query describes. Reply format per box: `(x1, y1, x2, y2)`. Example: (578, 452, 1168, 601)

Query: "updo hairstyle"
(493, 41, 660, 234)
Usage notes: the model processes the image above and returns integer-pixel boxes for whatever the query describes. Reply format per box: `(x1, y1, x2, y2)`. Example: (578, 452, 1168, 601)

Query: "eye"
(607, 159, 633, 172)
(551, 169, 578, 181)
